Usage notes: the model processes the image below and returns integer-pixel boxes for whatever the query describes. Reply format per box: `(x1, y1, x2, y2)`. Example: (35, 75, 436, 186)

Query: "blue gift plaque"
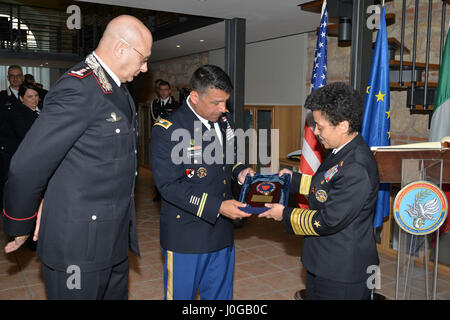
(238, 173, 291, 214)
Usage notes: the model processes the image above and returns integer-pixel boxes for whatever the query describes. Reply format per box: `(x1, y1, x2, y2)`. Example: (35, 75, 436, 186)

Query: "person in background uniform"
(260, 82, 380, 300)
(151, 80, 179, 119)
(150, 80, 179, 202)
(150, 78, 163, 126)
(0, 65, 23, 108)
(1, 83, 41, 181)
(24, 74, 48, 110)
(150, 65, 253, 300)
(2, 15, 153, 300)
(3, 83, 42, 251)
(0, 65, 24, 214)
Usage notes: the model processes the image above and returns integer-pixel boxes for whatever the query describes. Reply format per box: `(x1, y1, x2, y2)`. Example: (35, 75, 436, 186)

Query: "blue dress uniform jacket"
(2, 54, 140, 272)
(283, 134, 380, 283)
(150, 102, 245, 254)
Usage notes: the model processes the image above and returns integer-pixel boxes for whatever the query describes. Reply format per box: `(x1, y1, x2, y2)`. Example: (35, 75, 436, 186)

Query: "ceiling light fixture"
(200, 39, 205, 42)
(176, 45, 181, 48)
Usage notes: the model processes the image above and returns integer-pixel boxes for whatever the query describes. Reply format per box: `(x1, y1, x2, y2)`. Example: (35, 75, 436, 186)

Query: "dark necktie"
(208, 121, 216, 131)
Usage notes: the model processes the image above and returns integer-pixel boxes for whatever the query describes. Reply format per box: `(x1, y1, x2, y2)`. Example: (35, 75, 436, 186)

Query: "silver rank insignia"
(106, 112, 122, 122)
(197, 167, 207, 178)
(315, 189, 328, 203)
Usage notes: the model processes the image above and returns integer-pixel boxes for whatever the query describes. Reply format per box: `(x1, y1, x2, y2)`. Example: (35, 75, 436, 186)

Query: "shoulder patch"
(68, 66, 93, 79)
(154, 118, 173, 129)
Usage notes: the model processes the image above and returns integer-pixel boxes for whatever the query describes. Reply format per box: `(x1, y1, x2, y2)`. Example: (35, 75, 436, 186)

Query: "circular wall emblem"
(256, 182, 275, 195)
(393, 181, 448, 235)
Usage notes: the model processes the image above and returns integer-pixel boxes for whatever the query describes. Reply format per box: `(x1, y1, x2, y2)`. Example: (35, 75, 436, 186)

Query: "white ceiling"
(77, 0, 320, 62)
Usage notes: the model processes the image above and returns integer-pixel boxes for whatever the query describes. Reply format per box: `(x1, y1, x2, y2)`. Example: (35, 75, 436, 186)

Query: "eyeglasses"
(120, 38, 148, 64)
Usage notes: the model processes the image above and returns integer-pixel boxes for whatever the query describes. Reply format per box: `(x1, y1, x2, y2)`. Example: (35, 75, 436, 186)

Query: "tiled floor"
(1, 167, 449, 300)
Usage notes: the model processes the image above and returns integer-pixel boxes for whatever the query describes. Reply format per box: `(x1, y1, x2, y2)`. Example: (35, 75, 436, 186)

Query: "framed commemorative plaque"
(238, 173, 291, 214)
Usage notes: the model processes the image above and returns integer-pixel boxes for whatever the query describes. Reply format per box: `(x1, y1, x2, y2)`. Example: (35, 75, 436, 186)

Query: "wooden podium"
(371, 140, 449, 300)
(372, 148, 450, 184)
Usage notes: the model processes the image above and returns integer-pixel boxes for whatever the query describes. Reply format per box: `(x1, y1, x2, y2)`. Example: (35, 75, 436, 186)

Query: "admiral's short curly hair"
(304, 82, 363, 134)
(190, 65, 233, 95)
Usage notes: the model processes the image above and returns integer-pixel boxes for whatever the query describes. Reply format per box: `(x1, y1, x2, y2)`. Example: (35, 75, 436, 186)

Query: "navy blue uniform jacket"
(2, 54, 140, 272)
(283, 134, 380, 283)
(150, 101, 245, 254)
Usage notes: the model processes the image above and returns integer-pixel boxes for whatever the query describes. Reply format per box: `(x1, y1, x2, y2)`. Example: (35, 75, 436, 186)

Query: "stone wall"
(305, 0, 450, 145)
(136, 52, 209, 104)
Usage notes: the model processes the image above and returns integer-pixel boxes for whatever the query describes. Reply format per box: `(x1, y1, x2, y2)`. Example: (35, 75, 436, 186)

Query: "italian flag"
(430, 27, 450, 142)
(430, 27, 450, 235)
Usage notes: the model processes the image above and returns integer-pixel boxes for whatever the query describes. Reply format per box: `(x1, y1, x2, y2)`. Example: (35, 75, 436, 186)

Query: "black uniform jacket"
(151, 96, 179, 123)
(0, 87, 20, 108)
(283, 134, 380, 283)
(2, 54, 140, 272)
(150, 101, 245, 254)
(0, 97, 22, 162)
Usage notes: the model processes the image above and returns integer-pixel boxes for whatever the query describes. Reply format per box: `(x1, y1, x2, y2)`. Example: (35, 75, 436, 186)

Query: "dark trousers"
(42, 258, 129, 300)
(305, 271, 370, 300)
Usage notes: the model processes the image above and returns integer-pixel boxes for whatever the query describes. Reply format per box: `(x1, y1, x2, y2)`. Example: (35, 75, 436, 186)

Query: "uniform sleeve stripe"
(3, 209, 38, 221)
(291, 209, 304, 235)
(290, 208, 319, 236)
(232, 163, 243, 172)
(299, 174, 312, 195)
(303, 210, 315, 235)
(308, 211, 319, 236)
(300, 210, 310, 235)
(196, 193, 208, 218)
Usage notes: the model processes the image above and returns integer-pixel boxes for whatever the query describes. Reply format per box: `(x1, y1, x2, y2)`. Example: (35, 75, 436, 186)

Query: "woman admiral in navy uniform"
(260, 82, 380, 300)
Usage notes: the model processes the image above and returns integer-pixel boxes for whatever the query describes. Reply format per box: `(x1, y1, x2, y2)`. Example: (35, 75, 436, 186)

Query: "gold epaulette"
(154, 118, 173, 129)
(299, 174, 313, 195)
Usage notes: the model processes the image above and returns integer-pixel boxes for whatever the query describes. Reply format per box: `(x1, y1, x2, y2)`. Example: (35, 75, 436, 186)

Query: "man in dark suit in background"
(260, 82, 380, 300)
(2, 15, 153, 300)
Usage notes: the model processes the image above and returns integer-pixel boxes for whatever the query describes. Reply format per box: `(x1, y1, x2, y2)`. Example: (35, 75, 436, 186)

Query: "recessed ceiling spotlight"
(199, 39, 205, 42)
(176, 45, 181, 48)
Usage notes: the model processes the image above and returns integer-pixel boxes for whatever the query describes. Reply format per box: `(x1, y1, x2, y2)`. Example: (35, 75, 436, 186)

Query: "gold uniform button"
(223, 179, 226, 184)
(223, 193, 226, 198)
(176, 215, 180, 219)
(222, 166, 225, 171)
(115, 128, 120, 134)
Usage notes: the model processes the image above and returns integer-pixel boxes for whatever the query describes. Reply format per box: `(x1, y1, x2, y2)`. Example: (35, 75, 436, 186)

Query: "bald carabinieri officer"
(2, 15, 153, 300)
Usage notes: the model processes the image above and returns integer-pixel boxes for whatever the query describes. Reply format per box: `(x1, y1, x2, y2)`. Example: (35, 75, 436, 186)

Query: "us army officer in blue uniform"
(261, 82, 380, 300)
(150, 65, 253, 300)
(3, 15, 153, 300)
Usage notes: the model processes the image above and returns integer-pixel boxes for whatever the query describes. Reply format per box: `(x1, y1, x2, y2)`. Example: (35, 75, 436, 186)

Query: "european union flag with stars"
(310, 1, 327, 92)
(361, 5, 391, 229)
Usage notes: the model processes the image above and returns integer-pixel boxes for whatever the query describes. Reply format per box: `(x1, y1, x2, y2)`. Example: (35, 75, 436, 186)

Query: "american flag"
(299, 1, 327, 184)
(310, 1, 328, 92)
